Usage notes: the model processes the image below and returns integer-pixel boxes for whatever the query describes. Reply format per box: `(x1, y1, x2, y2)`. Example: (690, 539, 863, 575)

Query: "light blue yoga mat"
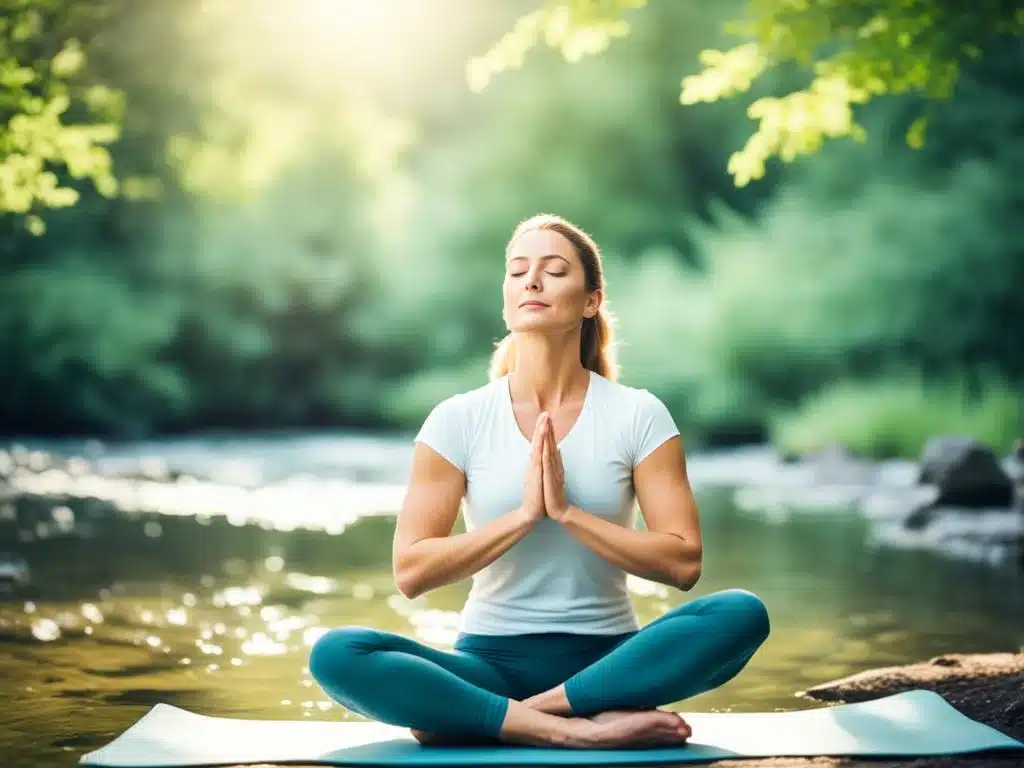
(80, 689, 1022, 767)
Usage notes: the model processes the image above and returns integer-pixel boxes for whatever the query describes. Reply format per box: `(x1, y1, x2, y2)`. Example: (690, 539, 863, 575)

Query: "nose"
(524, 264, 542, 292)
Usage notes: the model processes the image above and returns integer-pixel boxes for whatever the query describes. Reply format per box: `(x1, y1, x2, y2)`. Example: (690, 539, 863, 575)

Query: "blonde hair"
(488, 213, 619, 382)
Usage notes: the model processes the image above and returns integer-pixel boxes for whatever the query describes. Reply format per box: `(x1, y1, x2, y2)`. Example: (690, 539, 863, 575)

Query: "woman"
(309, 214, 770, 749)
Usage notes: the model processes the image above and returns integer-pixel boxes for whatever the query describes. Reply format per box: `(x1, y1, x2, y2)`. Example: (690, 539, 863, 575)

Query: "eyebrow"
(506, 254, 571, 265)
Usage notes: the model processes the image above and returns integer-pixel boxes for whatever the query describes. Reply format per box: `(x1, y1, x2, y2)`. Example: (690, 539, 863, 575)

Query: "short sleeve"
(414, 395, 469, 471)
(631, 390, 680, 466)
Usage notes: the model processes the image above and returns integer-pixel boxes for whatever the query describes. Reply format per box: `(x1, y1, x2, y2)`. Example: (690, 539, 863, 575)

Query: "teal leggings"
(309, 588, 769, 739)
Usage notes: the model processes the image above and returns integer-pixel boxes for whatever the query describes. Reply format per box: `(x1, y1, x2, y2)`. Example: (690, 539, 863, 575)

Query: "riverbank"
(730, 437, 1023, 571)
(704, 652, 1024, 768)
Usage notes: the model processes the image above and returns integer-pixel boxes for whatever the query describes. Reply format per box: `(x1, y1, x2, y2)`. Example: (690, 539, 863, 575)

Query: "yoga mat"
(80, 689, 1022, 767)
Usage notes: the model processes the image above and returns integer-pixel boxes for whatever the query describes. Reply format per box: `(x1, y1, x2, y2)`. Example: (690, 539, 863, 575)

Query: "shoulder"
(591, 374, 679, 464)
(591, 373, 666, 413)
(420, 376, 505, 441)
(415, 377, 504, 470)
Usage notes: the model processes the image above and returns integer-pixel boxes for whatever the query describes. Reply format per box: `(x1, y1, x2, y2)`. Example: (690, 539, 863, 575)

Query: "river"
(1, 432, 1021, 767)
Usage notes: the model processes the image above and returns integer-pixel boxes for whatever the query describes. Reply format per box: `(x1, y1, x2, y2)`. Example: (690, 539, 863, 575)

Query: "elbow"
(393, 556, 424, 600)
(674, 551, 703, 592)
(676, 565, 701, 592)
(394, 569, 424, 600)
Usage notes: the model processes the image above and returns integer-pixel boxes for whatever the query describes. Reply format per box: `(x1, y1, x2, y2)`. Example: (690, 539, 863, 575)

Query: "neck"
(509, 329, 589, 409)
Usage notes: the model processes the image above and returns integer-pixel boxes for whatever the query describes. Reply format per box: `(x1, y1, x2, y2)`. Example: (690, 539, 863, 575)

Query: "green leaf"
(51, 39, 85, 78)
(906, 115, 928, 149)
(484, 0, 1023, 185)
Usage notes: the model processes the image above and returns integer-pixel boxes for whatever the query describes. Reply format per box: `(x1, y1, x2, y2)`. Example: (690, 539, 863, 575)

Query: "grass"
(771, 374, 1023, 460)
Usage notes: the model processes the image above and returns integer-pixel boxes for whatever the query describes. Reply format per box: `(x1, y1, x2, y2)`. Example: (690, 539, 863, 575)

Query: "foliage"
(579, 36, 1024, 445)
(771, 374, 1023, 459)
(0, 0, 415, 435)
(0, 0, 124, 232)
(157, 138, 407, 432)
(0, 257, 186, 435)
(370, 1, 774, 428)
(471, 0, 1024, 185)
(0, 0, 1021, 447)
(695, 159, 1023, 397)
(688, 38, 1024, 415)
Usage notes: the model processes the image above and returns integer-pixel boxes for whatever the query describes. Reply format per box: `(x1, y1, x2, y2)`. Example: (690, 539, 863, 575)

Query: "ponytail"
(488, 333, 516, 382)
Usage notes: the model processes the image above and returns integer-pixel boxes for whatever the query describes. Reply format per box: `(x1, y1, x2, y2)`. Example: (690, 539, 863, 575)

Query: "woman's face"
(502, 228, 600, 334)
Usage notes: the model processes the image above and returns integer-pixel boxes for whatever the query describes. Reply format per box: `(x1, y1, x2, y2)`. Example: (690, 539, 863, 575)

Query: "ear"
(584, 288, 603, 319)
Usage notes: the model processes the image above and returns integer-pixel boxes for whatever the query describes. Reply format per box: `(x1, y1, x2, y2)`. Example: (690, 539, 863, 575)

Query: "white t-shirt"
(413, 369, 680, 635)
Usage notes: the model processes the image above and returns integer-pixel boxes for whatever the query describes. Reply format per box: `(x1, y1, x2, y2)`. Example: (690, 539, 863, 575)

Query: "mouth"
(520, 301, 549, 308)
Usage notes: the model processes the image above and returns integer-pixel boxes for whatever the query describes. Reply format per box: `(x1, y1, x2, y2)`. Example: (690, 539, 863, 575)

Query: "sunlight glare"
(251, 0, 404, 75)
(291, 0, 391, 37)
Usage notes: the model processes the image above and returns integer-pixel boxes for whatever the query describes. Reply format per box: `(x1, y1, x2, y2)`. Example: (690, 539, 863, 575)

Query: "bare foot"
(587, 709, 691, 748)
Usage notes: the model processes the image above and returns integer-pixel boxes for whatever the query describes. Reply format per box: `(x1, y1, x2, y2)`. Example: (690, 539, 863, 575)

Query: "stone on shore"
(918, 437, 1015, 509)
(697, 652, 1024, 768)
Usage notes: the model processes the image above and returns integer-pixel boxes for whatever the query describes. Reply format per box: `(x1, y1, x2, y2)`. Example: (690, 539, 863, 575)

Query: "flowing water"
(0, 434, 1021, 768)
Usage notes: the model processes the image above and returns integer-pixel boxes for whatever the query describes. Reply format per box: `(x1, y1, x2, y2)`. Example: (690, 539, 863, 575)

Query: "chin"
(510, 316, 557, 334)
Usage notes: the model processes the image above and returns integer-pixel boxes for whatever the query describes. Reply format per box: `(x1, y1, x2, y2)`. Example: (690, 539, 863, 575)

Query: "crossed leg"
(308, 625, 691, 748)
(309, 589, 769, 747)
(527, 589, 771, 717)
(309, 626, 514, 739)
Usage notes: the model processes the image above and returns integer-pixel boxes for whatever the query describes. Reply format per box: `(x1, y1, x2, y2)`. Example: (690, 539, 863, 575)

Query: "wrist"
(551, 504, 576, 524)
(517, 506, 541, 526)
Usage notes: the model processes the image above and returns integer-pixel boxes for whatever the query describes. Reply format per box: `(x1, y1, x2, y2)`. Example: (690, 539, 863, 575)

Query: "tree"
(468, 0, 1024, 185)
(0, 0, 124, 232)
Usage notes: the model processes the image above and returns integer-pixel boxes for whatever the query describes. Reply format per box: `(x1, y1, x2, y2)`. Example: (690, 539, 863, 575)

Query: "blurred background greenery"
(1, 0, 1021, 457)
(2, 6, 1023, 764)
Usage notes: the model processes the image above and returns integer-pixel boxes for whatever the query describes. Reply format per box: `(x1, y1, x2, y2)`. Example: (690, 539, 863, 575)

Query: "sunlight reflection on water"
(0, 437, 1021, 768)
(8, 467, 406, 535)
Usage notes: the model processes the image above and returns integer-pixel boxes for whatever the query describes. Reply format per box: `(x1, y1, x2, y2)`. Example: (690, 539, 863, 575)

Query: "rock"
(869, 507, 1023, 568)
(918, 436, 1014, 508)
(861, 485, 940, 523)
(904, 502, 938, 530)
(861, 439, 1021, 566)
(1006, 438, 1024, 489)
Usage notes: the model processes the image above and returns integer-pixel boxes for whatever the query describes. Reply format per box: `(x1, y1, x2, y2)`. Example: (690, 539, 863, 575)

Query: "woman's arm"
(392, 442, 537, 600)
(546, 434, 703, 591)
